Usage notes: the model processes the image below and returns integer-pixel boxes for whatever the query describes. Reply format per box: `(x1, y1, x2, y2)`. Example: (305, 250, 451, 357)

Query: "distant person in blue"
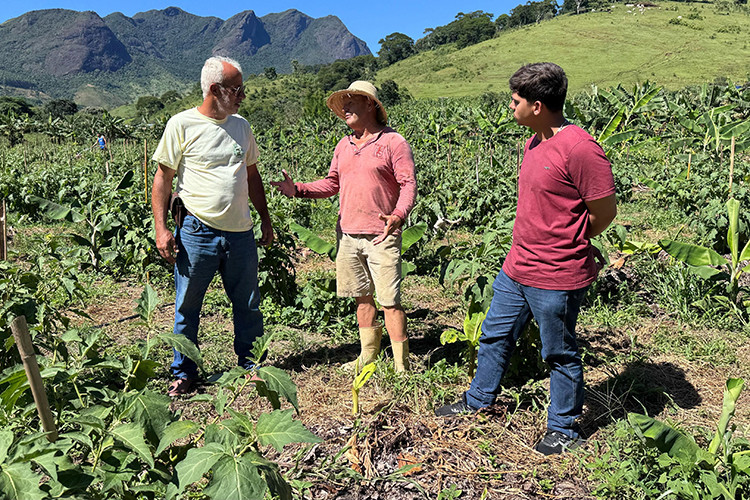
(93, 133, 107, 152)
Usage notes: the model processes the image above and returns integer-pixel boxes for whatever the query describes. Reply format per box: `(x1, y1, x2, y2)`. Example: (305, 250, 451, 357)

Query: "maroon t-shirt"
(503, 124, 615, 290)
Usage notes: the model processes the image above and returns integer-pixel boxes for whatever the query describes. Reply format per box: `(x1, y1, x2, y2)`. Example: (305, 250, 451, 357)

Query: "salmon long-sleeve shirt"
(295, 127, 417, 235)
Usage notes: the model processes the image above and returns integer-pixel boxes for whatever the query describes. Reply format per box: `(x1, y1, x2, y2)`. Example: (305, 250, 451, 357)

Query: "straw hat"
(326, 81, 387, 125)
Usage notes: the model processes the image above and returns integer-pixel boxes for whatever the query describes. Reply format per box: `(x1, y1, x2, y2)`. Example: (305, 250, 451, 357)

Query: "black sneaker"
(534, 430, 584, 455)
(434, 393, 477, 416)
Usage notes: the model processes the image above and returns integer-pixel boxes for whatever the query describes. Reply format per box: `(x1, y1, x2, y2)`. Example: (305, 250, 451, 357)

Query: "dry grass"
(75, 255, 750, 499)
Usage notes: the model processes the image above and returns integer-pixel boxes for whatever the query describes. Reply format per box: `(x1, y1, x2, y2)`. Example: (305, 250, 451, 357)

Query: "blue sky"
(0, 1, 519, 52)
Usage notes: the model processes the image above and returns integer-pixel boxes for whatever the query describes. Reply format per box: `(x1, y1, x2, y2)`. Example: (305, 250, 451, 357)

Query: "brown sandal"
(167, 378, 195, 397)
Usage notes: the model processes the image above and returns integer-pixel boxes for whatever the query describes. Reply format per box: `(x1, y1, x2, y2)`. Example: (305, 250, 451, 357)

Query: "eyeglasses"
(220, 84, 245, 96)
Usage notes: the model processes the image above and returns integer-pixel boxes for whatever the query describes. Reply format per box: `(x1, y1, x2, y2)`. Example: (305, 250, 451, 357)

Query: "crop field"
(1, 81, 750, 499)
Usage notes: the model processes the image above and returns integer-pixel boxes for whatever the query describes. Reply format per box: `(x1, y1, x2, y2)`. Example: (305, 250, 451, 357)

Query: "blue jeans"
(172, 215, 263, 379)
(465, 269, 587, 438)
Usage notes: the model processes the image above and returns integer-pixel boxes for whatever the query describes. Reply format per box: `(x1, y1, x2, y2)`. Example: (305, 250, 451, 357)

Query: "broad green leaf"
(659, 239, 727, 268)
(155, 420, 200, 456)
(739, 240, 750, 262)
(249, 331, 276, 365)
(463, 309, 487, 344)
(174, 442, 226, 492)
(598, 106, 625, 143)
(733, 451, 750, 474)
(115, 170, 135, 190)
(719, 119, 750, 140)
(225, 408, 257, 437)
(0, 430, 12, 463)
(242, 451, 293, 500)
(125, 390, 172, 439)
(628, 412, 701, 461)
(440, 329, 460, 345)
(686, 265, 723, 280)
(31, 451, 59, 482)
(256, 366, 299, 412)
(0, 463, 45, 500)
(353, 362, 377, 390)
(289, 222, 336, 260)
(401, 261, 417, 276)
(111, 422, 154, 468)
(708, 378, 744, 456)
(727, 198, 740, 263)
(602, 130, 639, 147)
(157, 333, 204, 371)
(256, 409, 322, 452)
(631, 85, 662, 113)
(640, 178, 662, 191)
(215, 388, 228, 416)
(205, 422, 242, 449)
(135, 283, 160, 324)
(57, 468, 94, 490)
(401, 223, 427, 253)
(28, 196, 85, 223)
(127, 359, 160, 390)
(203, 455, 266, 500)
(63, 431, 94, 451)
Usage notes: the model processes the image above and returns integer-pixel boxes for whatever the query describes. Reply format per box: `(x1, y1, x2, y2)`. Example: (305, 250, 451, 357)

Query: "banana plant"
(440, 298, 486, 379)
(659, 198, 750, 305)
(628, 378, 749, 500)
(352, 361, 377, 415)
(596, 83, 664, 147)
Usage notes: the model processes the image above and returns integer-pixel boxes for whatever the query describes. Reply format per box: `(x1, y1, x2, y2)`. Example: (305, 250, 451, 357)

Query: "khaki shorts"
(336, 233, 402, 306)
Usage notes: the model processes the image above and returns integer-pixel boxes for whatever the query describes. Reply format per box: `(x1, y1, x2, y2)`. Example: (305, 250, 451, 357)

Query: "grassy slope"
(376, 1, 750, 97)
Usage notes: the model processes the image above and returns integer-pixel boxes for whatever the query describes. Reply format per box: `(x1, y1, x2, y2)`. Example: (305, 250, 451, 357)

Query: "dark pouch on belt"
(170, 193, 187, 228)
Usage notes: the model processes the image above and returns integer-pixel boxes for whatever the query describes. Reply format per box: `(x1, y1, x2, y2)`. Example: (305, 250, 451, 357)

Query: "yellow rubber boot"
(391, 339, 410, 373)
(342, 324, 383, 371)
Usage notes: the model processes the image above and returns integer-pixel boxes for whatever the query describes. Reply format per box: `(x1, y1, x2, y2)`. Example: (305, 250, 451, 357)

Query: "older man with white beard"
(151, 56, 274, 396)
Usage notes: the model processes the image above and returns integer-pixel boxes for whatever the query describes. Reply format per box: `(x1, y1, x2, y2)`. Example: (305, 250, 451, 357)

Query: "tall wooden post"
(0, 199, 6, 261)
(144, 139, 149, 204)
(11, 316, 58, 442)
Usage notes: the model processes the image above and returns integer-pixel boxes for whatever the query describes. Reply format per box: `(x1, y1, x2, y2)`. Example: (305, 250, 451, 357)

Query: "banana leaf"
(659, 239, 726, 269)
(708, 378, 744, 456)
(628, 413, 706, 463)
(289, 222, 336, 260)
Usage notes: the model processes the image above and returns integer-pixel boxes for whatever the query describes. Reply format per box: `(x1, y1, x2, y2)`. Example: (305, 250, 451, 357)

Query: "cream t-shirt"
(152, 107, 259, 232)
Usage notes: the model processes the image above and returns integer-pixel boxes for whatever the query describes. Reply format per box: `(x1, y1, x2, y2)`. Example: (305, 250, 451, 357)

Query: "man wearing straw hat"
(272, 81, 417, 372)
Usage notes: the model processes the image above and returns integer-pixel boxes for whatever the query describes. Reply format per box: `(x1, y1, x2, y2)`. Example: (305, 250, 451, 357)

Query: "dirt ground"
(82, 257, 750, 500)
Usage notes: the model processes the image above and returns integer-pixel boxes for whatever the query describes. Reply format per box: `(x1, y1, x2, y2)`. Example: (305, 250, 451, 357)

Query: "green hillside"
(376, 1, 750, 97)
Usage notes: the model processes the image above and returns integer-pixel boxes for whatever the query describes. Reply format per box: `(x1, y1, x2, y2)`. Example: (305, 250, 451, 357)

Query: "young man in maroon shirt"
(435, 63, 617, 455)
(271, 81, 417, 372)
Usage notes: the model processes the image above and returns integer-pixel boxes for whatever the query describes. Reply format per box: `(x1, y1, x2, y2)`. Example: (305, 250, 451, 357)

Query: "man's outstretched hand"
(270, 169, 296, 198)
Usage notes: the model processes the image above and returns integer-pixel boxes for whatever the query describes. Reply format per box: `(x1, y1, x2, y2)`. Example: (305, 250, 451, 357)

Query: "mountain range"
(0, 7, 370, 107)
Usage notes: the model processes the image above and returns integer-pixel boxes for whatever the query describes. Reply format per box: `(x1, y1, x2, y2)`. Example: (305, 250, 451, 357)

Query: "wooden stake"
(729, 136, 736, 196)
(687, 152, 692, 180)
(475, 153, 480, 186)
(0, 199, 6, 261)
(11, 316, 58, 442)
(144, 139, 149, 204)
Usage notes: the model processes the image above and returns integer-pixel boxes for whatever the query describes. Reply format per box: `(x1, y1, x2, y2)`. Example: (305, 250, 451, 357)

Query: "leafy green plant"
(29, 170, 152, 272)
(628, 378, 749, 499)
(440, 299, 486, 379)
(659, 198, 750, 315)
(352, 362, 376, 415)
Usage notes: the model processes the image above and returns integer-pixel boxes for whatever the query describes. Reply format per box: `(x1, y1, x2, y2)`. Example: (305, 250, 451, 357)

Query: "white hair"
(201, 56, 242, 98)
